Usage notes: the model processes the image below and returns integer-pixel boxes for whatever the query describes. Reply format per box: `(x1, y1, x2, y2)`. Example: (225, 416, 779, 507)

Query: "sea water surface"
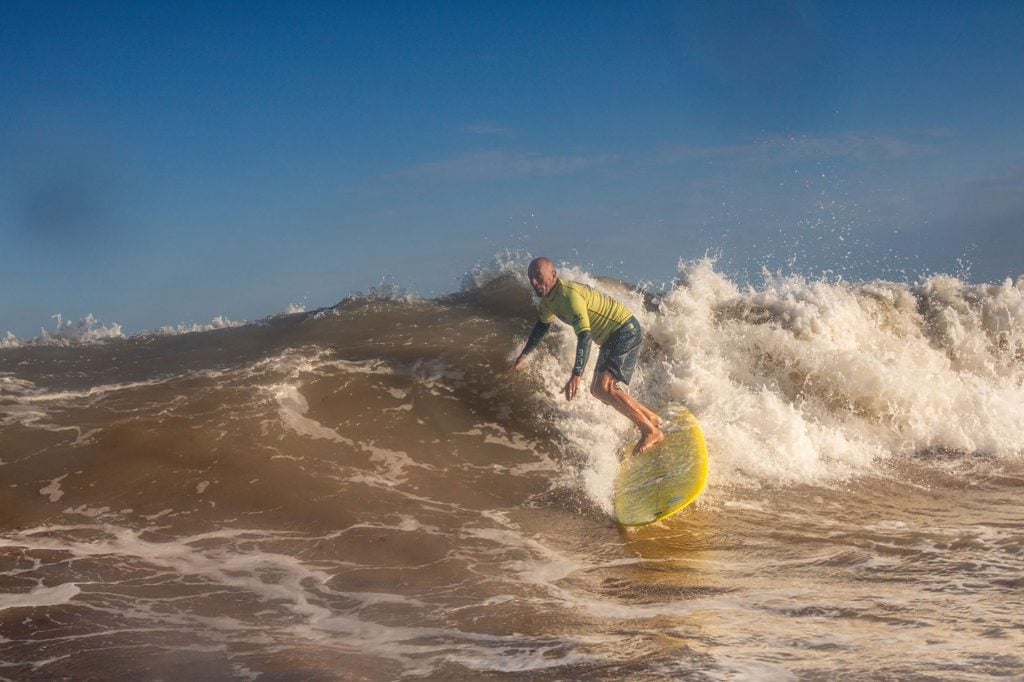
(1, 259, 1023, 679)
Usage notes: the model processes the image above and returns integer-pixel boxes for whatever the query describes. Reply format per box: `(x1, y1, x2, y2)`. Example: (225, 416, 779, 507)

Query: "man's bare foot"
(633, 428, 664, 455)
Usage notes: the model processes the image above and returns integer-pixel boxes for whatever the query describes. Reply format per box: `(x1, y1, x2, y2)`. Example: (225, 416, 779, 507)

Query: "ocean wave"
(2, 257, 1022, 502)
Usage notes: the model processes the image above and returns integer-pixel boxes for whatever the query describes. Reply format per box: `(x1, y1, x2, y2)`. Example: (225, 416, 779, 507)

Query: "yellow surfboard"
(613, 408, 708, 526)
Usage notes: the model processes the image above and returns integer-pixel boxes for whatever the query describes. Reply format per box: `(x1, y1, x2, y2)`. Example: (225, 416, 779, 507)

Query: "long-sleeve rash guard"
(537, 280, 633, 345)
(525, 279, 634, 376)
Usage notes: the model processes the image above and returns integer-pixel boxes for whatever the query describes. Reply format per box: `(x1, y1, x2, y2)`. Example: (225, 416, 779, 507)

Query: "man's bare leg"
(624, 395, 663, 428)
(636, 403, 663, 427)
(591, 371, 664, 454)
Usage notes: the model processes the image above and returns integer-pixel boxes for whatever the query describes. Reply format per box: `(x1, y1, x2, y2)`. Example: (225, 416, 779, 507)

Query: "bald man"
(507, 257, 665, 454)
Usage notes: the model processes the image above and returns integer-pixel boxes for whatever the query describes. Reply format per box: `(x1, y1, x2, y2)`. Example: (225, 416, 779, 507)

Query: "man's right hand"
(507, 354, 528, 374)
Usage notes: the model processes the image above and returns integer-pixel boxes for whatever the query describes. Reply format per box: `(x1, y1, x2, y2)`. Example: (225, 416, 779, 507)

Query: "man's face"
(528, 264, 557, 297)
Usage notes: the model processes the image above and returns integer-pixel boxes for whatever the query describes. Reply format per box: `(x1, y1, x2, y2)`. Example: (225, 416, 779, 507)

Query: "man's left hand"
(564, 375, 582, 401)
(507, 354, 528, 374)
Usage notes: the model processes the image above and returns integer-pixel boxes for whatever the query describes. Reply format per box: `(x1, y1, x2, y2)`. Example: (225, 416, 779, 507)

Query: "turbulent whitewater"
(1, 259, 1022, 679)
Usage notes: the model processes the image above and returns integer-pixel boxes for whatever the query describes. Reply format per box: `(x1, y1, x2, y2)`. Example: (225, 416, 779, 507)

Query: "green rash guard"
(538, 280, 634, 346)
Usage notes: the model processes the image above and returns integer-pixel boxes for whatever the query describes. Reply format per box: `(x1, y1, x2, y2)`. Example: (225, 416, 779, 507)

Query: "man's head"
(527, 257, 558, 297)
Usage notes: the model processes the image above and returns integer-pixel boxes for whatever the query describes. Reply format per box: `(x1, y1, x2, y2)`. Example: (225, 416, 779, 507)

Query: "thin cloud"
(464, 122, 515, 137)
(659, 130, 952, 167)
(398, 150, 614, 183)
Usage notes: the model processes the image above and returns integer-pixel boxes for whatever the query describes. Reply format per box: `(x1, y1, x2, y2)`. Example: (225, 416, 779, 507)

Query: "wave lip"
(2, 313, 124, 348)
(1, 313, 252, 349)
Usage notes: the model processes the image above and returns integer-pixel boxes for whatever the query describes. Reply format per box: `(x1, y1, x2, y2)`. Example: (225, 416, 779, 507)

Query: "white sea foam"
(11, 377, 170, 404)
(271, 382, 353, 445)
(0, 375, 35, 395)
(2, 313, 124, 348)
(1, 313, 247, 348)
(62, 505, 111, 518)
(39, 474, 68, 502)
(0, 582, 81, 610)
(147, 315, 246, 336)
(1, 331, 20, 348)
(259, 350, 459, 487)
(463, 249, 532, 290)
(257, 347, 378, 446)
(0, 523, 610, 676)
(661, 261, 1023, 484)
(496, 257, 1024, 509)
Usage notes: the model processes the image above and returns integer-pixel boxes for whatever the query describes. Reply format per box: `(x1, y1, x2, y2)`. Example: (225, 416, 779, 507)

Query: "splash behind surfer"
(507, 257, 664, 454)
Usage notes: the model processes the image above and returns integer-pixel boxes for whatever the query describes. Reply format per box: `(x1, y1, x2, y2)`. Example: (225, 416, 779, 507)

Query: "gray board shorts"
(595, 317, 642, 385)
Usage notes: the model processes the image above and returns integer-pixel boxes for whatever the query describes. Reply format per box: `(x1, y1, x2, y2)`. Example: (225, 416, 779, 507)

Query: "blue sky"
(2, 1, 1023, 337)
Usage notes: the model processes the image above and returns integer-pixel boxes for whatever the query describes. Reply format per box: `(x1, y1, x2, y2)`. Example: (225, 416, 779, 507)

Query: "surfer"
(507, 257, 665, 454)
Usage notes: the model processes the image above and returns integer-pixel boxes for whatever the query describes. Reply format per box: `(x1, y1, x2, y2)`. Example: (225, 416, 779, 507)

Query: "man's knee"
(592, 373, 617, 401)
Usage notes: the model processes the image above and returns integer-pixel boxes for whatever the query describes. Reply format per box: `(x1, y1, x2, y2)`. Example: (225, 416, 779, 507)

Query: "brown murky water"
(3, 270, 1023, 679)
